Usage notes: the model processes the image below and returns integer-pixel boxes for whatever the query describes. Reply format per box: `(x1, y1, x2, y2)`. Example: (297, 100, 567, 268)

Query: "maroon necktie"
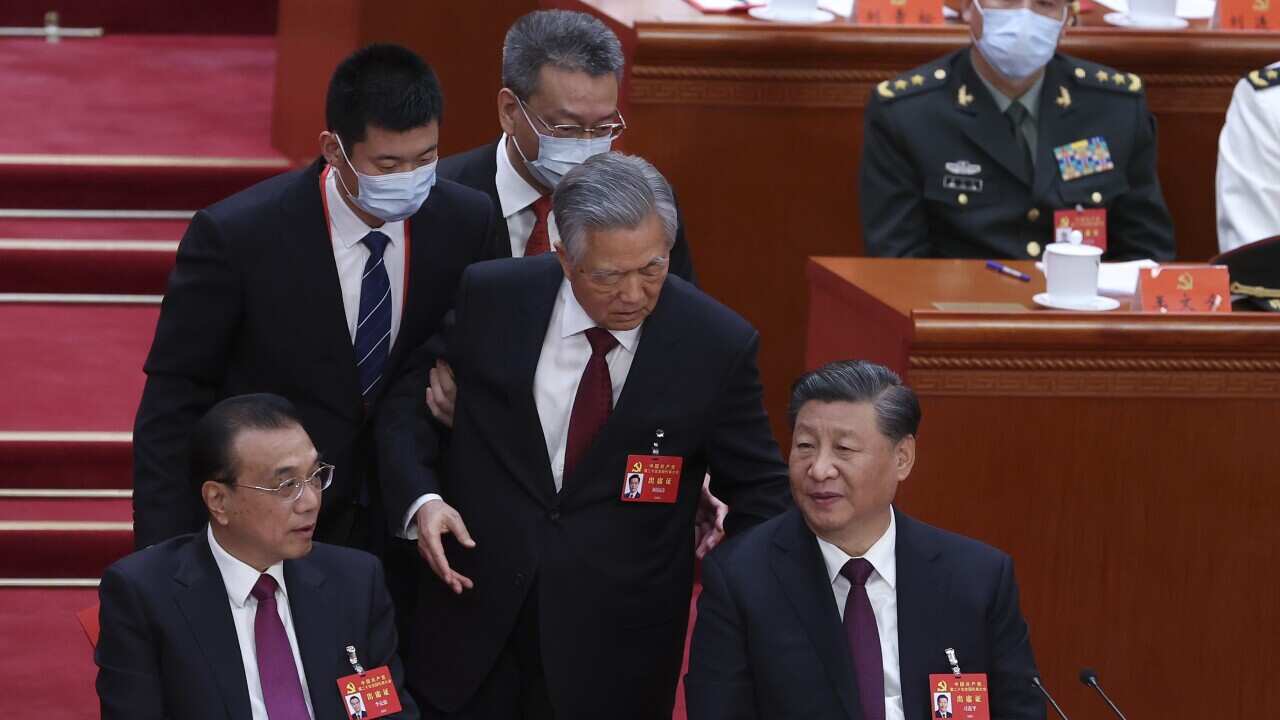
(524, 195, 553, 256)
(251, 574, 310, 720)
(563, 327, 618, 483)
(841, 558, 885, 720)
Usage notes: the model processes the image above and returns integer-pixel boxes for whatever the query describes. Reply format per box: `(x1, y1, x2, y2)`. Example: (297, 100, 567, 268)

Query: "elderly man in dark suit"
(132, 44, 496, 553)
(97, 394, 417, 720)
(378, 152, 790, 718)
(685, 361, 1046, 720)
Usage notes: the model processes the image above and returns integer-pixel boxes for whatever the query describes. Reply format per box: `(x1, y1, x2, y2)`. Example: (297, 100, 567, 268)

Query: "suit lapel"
(485, 139, 515, 259)
(284, 555, 342, 718)
(173, 532, 252, 720)
(893, 509, 949, 720)
(1032, 57, 1075, 201)
(283, 159, 362, 409)
(956, 51, 1034, 187)
(771, 510, 860, 720)
(508, 256, 564, 503)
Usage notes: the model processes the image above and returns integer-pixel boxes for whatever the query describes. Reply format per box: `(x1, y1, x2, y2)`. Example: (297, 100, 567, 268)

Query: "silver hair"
(501, 10, 625, 100)
(552, 153, 678, 264)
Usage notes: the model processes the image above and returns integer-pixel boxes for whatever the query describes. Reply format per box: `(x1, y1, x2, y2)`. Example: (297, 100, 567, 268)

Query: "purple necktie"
(841, 558, 885, 720)
(251, 574, 310, 720)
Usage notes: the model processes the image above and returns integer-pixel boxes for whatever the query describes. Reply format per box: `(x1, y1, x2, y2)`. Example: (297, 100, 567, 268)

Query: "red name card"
(858, 0, 944, 24)
(1217, 0, 1279, 30)
(1053, 209, 1107, 251)
(1136, 265, 1231, 313)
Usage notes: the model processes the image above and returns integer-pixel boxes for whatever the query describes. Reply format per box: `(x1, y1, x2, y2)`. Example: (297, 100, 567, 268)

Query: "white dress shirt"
(495, 134, 561, 256)
(324, 166, 406, 348)
(535, 278, 641, 491)
(207, 526, 316, 720)
(816, 512, 904, 720)
(1216, 62, 1280, 253)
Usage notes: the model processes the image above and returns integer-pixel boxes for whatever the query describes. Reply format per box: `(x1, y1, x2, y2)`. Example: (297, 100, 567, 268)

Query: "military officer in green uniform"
(859, 0, 1176, 261)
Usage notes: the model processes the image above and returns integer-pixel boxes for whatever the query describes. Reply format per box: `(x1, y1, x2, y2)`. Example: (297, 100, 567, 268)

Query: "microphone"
(1079, 668, 1128, 720)
(1031, 676, 1071, 720)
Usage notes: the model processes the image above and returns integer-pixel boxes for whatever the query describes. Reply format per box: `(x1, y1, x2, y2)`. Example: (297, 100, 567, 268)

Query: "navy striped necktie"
(354, 230, 392, 398)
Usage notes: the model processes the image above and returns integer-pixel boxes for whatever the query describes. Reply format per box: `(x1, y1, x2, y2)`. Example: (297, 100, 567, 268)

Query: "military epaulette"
(875, 64, 951, 102)
(1245, 65, 1280, 91)
(1069, 62, 1143, 95)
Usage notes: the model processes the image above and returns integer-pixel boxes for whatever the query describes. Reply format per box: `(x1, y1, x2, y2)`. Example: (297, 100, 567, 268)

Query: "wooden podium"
(806, 257, 1280, 719)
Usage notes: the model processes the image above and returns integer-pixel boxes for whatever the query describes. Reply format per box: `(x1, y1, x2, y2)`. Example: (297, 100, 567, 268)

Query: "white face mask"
(511, 102, 614, 189)
(334, 135, 437, 222)
(972, 0, 1066, 80)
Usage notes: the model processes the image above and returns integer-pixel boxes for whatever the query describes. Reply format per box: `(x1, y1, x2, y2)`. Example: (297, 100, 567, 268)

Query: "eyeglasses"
(581, 257, 669, 288)
(518, 97, 627, 140)
(235, 463, 334, 503)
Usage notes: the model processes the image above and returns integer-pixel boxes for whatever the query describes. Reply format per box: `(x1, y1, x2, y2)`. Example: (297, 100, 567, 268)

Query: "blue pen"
(985, 260, 1031, 282)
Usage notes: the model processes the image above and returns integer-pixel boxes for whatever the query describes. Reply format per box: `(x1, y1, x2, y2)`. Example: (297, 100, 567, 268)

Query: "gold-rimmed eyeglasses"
(519, 97, 627, 140)
(235, 463, 335, 503)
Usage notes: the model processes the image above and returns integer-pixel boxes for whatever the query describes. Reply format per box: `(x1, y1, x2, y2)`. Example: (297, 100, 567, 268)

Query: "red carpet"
(0, 35, 290, 209)
(0, 588, 100, 718)
(0, 218, 188, 240)
(2, 0, 277, 35)
(0, 497, 132, 577)
(0, 218, 183, 293)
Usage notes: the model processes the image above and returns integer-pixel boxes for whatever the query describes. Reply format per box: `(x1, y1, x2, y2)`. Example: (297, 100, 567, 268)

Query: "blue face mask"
(511, 102, 614, 189)
(972, 0, 1066, 80)
(334, 135, 437, 222)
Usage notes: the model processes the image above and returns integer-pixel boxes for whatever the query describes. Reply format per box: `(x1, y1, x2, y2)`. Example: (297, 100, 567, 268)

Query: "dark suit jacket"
(685, 507, 1046, 720)
(861, 49, 1175, 262)
(132, 158, 496, 549)
(438, 139, 697, 283)
(95, 532, 419, 720)
(385, 255, 789, 717)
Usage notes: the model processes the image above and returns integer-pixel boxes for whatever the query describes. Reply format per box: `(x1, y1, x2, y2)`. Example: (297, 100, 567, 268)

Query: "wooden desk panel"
(806, 257, 1280, 719)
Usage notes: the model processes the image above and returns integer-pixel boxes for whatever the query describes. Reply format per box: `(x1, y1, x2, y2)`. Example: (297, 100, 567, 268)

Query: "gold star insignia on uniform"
(957, 84, 974, 108)
(1268, 69, 1279, 80)
(934, 68, 947, 80)
(1112, 72, 1125, 85)
(911, 74, 925, 86)
(1056, 86, 1071, 108)
(1074, 68, 1086, 79)
(1096, 70, 1109, 82)
(894, 79, 909, 91)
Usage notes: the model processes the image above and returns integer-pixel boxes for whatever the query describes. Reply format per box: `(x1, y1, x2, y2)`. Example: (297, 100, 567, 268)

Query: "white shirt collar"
(816, 509, 897, 591)
(495, 133, 546, 220)
(207, 525, 289, 609)
(325, 165, 403, 250)
(556, 278, 641, 354)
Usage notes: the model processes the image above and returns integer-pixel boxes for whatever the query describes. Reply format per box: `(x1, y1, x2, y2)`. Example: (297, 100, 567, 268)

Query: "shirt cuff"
(400, 494, 442, 540)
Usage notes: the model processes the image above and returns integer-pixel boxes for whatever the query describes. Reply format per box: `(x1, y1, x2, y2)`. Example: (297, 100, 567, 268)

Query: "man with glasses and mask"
(97, 394, 418, 720)
(132, 44, 496, 557)
(389, 153, 789, 718)
(438, 9, 694, 281)
(859, 0, 1175, 262)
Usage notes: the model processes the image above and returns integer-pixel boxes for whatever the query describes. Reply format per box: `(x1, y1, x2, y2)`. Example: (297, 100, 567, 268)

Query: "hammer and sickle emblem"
(936, 680, 950, 692)
(346, 682, 357, 693)
(631, 461, 644, 472)
(1177, 272, 1194, 291)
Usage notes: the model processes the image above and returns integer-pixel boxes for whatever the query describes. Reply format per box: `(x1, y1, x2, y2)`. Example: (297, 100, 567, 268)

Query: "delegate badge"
(1053, 208, 1107, 250)
(928, 673, 990, 720)
(621, 454, 683, 504)
(336, 665, 402, 719)
(1053, 137, 1115, 181)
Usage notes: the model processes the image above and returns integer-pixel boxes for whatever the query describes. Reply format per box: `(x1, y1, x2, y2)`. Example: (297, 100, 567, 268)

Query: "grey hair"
(788, 360, 921, 442)
(501, 10, 625, 100)
(552, 152, 678, 263)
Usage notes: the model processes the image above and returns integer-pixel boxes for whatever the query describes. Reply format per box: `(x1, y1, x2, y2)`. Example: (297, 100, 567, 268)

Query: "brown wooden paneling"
(806, 257, 1280, 719)
(273, 0, 538, 163)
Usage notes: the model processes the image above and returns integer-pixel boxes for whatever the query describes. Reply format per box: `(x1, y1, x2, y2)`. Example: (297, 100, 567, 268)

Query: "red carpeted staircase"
(0, 12, 288, 717)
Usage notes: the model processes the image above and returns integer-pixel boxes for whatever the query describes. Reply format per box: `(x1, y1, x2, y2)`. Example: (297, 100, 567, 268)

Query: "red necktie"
(563, 327, 618, 483)
(524, 195, 553, 256)
(842, 558, 885, 720)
